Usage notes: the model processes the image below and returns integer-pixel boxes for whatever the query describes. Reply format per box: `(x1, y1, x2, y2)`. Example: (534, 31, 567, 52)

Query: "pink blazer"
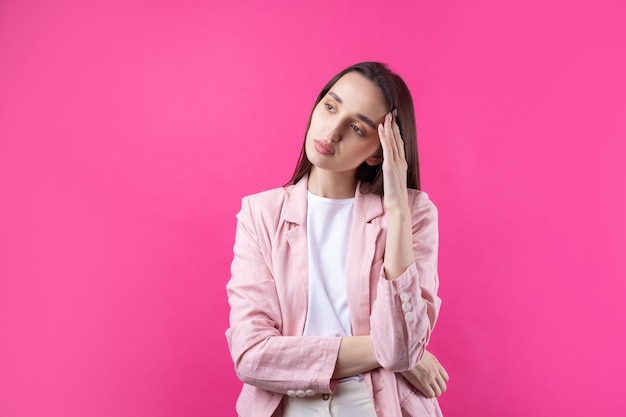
(226, 176, 443, 417)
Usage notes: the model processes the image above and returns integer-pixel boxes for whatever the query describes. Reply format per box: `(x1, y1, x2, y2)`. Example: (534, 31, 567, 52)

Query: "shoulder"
(238, 184, 298, 224)
(405, 189, 439, 232)
(407, 188, 437, 213)
(243, 185, 292, 207)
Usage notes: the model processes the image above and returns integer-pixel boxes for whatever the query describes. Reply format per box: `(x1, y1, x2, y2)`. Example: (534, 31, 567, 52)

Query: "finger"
(421, 384, 436, 398)
(380, 116, 394, 162)
(404, 372, 436, 398)
(383, 112, 399, 161)
(391, 111, 405, 161)
(431, 383, 442, 398)
(436, 375, 448, 394)
(438, 364, 450, 381)
(378, 123, 392, 161)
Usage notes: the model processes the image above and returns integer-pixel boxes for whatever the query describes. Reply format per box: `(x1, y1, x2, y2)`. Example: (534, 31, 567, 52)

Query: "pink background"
(1, 0, 625, 416)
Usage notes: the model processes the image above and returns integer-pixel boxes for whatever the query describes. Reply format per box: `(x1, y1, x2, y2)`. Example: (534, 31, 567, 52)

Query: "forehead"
(328, 72, 388, 115)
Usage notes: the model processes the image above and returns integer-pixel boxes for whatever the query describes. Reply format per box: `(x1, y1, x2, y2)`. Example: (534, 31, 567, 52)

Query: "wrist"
(384, 204, 410, 219)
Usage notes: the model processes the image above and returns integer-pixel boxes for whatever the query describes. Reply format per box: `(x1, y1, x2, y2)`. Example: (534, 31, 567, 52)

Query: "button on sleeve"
(405, 311, 415, 322)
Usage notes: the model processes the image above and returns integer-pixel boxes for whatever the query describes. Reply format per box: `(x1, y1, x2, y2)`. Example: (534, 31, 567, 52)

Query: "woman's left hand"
(378, 111, 409, 213)
(400, 350, 450, 398)
(379, 111, 413, 280)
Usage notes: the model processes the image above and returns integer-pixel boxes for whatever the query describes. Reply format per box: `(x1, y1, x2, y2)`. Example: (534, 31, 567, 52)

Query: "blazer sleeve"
(225, 196, 342, 395)
(369, 192, 442, 372)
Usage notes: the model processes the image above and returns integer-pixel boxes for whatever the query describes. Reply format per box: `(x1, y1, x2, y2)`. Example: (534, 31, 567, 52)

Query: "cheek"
(308, 111, 324, 132)
(360, 141, 381, 157)
(309, 105, 333, 130)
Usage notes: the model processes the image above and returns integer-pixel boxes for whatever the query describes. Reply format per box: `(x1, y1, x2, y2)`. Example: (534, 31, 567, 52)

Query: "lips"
(313, 140, 335, 155)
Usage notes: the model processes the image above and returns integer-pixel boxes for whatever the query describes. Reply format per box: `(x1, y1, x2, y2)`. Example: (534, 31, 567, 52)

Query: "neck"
(308, 167, 357, 199)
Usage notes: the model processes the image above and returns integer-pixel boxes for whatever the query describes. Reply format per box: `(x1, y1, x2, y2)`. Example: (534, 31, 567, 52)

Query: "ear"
(365, 147, 383, 166)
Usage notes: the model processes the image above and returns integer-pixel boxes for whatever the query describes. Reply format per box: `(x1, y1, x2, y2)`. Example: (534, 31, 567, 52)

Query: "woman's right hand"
(399, 350, 449, 398)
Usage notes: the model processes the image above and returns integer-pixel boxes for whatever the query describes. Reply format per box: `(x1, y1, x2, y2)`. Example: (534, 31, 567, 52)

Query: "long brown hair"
(287, 62, 420, 194)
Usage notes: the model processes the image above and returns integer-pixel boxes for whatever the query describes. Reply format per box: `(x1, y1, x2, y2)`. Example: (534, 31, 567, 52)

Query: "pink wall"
(1, 0, 625, 416)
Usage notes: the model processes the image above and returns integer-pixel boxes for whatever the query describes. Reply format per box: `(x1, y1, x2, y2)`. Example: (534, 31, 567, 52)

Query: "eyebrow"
(328, 91, 377, 129)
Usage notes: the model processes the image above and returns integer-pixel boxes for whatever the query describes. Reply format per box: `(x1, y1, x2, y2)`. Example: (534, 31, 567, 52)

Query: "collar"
(284, 175, 384, 225)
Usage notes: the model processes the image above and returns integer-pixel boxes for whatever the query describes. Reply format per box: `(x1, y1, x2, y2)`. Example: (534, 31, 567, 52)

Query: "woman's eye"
(351, 125, 364, 136)
(324, 103, 335, 113)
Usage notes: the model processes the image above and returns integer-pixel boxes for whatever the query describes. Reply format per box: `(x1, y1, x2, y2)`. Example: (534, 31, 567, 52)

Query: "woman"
(226, 62, 448, 417)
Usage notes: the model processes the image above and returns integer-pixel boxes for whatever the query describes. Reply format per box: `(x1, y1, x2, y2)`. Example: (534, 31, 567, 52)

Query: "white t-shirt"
(303, 191, 355, 338)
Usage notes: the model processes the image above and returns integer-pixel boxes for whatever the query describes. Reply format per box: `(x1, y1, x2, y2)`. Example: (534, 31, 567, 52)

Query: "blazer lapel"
(282, 177, 385, 337)
(346, 184, 385, 335)
(284, 177, 310, 334)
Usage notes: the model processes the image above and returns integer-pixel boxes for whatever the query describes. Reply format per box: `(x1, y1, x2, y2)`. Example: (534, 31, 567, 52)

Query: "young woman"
(226, 62, 448, 417)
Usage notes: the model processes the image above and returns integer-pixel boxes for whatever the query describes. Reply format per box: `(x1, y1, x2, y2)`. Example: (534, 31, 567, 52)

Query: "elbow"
(370, 339, 414, 373)
(374, 339, 426, 373)
(235, 367, 255, 386)
(370, 320, 430, 372)
(233, 352, 261, 386)
(227, 332, 260, 386)
(377, 355, 411, 373)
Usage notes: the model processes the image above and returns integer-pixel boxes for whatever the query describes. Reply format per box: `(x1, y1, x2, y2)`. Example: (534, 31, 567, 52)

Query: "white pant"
(282, 379, 378, 417)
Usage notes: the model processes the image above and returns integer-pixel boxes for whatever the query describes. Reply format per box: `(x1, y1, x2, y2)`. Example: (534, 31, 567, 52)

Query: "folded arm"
(369, 193, 442, 372)
(226, 197, 343, 394)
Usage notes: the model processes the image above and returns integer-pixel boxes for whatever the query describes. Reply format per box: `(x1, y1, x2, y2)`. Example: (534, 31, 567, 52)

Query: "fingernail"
(378, 124, 384, 133)
(386, 112, 392, 122)
(393, 108, 398, 117)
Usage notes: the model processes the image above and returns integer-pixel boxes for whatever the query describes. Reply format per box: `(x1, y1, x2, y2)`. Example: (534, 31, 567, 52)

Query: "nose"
(326, 124, 342, 142)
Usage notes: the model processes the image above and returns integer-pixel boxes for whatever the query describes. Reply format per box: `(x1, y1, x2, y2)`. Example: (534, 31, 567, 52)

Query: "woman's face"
(305, 72, 388, 175)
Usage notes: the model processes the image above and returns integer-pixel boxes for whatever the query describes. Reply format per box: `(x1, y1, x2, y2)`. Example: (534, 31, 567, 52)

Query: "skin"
(306, 71, 386, 199)
(305, 72, 449, 397)
(401, 350, 449, 398)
